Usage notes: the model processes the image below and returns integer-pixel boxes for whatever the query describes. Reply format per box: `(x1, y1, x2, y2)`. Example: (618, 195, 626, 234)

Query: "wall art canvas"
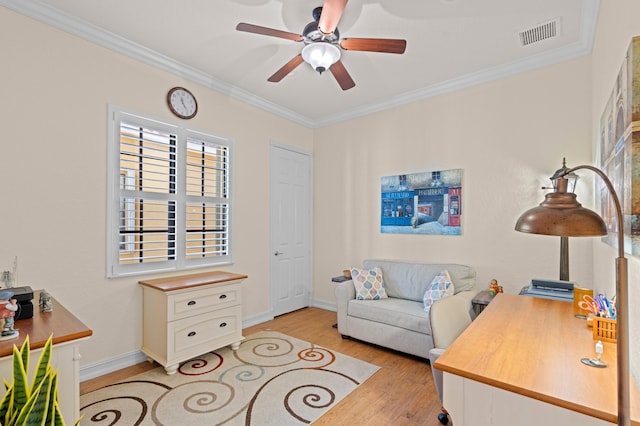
(380, 168, 462, 235)
(599, 36, 640, 255)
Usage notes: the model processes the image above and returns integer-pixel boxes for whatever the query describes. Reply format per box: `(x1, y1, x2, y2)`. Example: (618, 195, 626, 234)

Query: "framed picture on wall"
(598, 36, 640, 255)
(380, 168, 463, 235)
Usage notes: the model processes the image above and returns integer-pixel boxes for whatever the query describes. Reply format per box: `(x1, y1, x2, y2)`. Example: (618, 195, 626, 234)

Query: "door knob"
(274, 251, 284, 256)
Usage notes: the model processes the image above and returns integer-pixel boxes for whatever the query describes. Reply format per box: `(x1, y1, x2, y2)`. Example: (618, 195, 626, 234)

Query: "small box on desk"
(10, 286, 33, 302)
(16, 301, 33, 320)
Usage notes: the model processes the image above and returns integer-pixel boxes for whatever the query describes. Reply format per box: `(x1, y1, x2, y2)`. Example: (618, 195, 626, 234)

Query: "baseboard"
(79, 313, 276, 382)
(80, 350, 148, 382)
(312, 299, 336, 312)
(242, 311, 274, 328)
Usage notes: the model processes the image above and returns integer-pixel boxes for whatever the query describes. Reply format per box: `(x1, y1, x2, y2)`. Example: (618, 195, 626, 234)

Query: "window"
(107, 107, 233, 277)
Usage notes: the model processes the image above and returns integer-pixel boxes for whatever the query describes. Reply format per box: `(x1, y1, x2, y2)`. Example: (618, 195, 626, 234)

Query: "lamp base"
(580, 357, 607, 368)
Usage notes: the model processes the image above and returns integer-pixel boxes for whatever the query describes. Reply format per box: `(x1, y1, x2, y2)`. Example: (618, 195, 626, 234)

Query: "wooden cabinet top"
(0, 290, 92, 358)
(138, 271, 248, 292)
(435, 293, 639, 425)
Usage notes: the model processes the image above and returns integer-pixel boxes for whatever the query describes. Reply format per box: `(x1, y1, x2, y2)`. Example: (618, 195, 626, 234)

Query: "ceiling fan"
(236, 0, 407, 91)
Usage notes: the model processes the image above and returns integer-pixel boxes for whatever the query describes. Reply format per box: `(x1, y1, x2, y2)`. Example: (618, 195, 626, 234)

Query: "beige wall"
(591, 0, 640, 381)
(0, 8, 312, 367)
(313, 56, 594, 300)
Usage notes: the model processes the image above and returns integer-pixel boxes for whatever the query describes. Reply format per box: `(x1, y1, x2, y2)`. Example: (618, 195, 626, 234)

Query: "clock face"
(167, 87, 198, 119)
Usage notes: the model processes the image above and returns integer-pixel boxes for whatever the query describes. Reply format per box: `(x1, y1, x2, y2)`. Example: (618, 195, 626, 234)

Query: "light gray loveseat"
(334, 259, 476, 359)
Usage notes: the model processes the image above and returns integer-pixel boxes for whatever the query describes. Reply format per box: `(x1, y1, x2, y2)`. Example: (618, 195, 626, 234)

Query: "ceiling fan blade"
(236, 23, 303, 42)
(318, 0, 348, 35)
(268, 54, 305, 82)
(329, 60, 355, 91)
(340, 38, 407, 54)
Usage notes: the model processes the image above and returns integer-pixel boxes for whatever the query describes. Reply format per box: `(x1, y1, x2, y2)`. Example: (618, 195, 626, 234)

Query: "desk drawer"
(167, 305, 242, 363)
(168, 282, 240, 321)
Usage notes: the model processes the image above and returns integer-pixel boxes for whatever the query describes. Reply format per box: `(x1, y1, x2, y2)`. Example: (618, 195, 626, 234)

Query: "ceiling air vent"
(518, 19, 559, 46)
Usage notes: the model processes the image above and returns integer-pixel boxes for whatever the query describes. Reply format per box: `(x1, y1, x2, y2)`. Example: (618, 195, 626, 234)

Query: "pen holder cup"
(593, 317, 617, 343)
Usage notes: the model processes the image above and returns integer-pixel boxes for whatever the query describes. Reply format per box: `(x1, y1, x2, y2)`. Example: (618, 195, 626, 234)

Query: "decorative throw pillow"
(350, 267, 388, 300)
(423, 270, 455, 313)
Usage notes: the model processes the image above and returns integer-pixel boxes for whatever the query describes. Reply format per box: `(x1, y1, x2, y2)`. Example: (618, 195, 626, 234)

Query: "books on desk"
(519, 278, 574, 301)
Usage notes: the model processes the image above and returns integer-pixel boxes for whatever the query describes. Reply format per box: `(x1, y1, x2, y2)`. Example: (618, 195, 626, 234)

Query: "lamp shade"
(515, 191, 607, 237)
(302, 42, 341, 74)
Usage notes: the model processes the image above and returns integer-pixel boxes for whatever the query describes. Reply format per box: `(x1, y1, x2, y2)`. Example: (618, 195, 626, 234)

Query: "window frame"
(106, 106, 234, 278)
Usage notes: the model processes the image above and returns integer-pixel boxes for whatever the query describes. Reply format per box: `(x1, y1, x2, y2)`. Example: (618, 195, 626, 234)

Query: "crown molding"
(315, 0, 600, 127)
(1, 0, 599, 129)
(0, 0, 316, 128)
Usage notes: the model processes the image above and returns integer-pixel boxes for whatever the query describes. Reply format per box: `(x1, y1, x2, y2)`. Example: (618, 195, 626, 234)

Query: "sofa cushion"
(350, 267, 388, 300)
(347, 297, 430, 334)
(423, 270, 455, 313)
(362, 259, 475, 301)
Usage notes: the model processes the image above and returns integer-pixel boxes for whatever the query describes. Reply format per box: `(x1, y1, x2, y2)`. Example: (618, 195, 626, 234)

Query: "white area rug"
(80, 330, 380, 425)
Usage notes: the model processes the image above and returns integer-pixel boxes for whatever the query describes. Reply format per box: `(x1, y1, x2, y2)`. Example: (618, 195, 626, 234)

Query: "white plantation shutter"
(185, 136, 229, 260)
(107, 108, 233, 277)
(118, 120, 177, 265)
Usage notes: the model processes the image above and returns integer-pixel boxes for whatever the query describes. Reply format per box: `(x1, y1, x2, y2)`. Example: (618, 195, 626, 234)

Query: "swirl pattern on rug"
(80, 330, 379, 425)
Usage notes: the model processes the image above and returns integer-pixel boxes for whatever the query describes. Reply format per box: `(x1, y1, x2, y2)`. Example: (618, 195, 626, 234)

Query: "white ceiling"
(1, 0, 599, 127)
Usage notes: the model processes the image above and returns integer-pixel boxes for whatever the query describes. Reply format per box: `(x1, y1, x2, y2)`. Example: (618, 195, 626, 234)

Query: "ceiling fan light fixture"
(302, 42, 341, 74)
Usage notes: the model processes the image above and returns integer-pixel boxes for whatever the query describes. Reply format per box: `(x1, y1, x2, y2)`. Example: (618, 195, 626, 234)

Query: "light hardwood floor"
(80, 307, 445, 425)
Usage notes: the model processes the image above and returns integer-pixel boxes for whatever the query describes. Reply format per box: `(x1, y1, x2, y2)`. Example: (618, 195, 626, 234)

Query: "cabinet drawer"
(167, 305, 242, 362)
(168, 282, 240, 321)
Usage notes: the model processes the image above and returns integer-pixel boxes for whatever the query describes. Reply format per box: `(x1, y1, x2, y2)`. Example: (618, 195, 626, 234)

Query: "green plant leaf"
(16, 370, 52, 426)
(12, 385, 37, 425)
(0, 384, 13, 424)
(44, 370, 60, 426)
(20, 336, 30, 380)
(72, 413, 82, 426)
(54, 401, 67, 426)
(10, 343, 29, 413)
(31, 335, 53, 396)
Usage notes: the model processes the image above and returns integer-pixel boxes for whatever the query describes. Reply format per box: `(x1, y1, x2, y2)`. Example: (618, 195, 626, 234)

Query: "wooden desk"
(0, 291, 92, 423)
(435, 293, 639, 426)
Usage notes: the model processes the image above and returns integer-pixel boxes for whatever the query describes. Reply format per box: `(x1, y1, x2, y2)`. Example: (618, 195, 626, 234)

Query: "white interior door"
(270, 144, 312, 317)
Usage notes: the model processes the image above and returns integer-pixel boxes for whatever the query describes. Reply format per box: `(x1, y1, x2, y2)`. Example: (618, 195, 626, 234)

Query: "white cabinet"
(442, 373, 615, 426)
(139, 271, 247, 375)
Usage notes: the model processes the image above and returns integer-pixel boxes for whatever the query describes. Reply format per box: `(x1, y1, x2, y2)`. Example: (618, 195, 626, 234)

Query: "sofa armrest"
(334, 280, 355, 336)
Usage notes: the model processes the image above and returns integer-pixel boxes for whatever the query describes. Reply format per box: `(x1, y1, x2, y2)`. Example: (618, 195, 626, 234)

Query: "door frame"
(269, 142, 313, 317)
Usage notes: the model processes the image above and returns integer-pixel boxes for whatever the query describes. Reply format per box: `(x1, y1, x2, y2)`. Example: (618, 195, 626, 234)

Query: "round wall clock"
(167, 87, 198, 119)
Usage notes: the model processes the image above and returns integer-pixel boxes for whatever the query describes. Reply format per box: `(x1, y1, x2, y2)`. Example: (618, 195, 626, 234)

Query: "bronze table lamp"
(515, 159, 630, 426)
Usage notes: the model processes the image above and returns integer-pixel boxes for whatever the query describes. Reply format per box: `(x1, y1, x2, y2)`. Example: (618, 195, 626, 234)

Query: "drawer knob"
(220, 322, 227, 328)
(187, 331, 196, 337)
(219, 294, 227, 300)
(187, 300, 196, 306)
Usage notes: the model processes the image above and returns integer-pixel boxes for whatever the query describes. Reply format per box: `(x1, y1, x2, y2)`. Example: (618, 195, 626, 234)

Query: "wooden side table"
(471, 290, 494, 316)
(331, 276, 350, 328)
